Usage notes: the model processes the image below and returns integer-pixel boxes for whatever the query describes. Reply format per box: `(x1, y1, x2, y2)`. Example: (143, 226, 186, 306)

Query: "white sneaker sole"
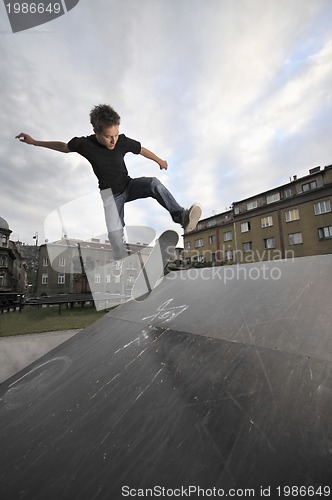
(185, 204, 202, 232)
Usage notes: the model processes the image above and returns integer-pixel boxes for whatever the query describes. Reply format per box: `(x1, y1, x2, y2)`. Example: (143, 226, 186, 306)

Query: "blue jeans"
(100, 177, 184, 260)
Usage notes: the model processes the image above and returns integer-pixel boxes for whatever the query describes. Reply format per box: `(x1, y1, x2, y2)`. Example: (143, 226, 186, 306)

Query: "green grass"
(0, 304, 108, 337)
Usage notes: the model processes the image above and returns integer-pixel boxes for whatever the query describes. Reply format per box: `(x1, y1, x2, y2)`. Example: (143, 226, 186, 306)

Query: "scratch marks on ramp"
(132, 367, 165, 405)
(114, 336, 143, 354)
(243, 316, 275, 399)
(2, 357, 71, 409)
(227, 393, 276, 453)
(142, 299, 188, 324)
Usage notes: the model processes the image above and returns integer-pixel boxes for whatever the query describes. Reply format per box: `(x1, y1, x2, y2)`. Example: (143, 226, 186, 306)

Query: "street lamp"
(33, 232, 38, 246)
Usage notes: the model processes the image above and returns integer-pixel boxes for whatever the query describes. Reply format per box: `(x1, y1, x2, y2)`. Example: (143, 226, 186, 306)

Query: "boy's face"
(95, 125, 119, 149)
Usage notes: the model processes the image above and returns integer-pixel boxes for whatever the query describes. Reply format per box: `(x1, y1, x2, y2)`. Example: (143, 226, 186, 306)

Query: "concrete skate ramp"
(1, 255, 332, 498)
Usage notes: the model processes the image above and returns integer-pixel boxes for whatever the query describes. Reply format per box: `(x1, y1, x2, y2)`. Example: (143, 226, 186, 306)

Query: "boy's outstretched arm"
(15, 133, 70, 153)
(140, 146, 168, 170)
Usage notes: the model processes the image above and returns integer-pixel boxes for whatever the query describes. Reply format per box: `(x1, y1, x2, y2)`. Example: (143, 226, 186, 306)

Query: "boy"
(16, 104, 201, 262)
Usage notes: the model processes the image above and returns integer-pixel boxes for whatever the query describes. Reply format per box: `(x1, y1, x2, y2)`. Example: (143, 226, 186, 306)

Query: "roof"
(0, 216, 9, 230)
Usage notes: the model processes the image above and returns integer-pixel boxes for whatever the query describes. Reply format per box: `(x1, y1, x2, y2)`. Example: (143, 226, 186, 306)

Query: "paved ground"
(0, 330, 80, 384)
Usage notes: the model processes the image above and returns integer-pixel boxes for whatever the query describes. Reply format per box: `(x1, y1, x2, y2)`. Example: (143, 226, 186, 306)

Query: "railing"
(25, 293, 95, 314)
(0, 293, 25, 313)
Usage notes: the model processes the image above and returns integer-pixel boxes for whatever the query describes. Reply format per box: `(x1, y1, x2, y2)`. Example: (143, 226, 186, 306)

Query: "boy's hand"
(15, 133, 35, 145)
(15, 135, 70, 153)
(140, 147, 168, 170)
(159, 159, 168, 170)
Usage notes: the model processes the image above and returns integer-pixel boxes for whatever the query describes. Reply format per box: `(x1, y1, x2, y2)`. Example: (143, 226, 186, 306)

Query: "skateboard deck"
(132, 230, 179, 301)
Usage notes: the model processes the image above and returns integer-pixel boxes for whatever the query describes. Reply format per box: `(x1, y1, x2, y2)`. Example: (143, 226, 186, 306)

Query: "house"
(184, 165, 332, 266)
(0, 216, 26, 293)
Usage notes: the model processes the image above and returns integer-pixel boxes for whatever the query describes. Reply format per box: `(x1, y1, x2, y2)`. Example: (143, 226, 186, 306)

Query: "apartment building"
(184, 165, 332, 266)
(0, 216, 26, 293)
(35, 237, 153, 302)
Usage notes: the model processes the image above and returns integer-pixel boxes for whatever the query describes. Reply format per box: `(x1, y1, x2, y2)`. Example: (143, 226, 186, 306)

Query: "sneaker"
(111, 259, 123, 278)
(182, 203, 202, 232)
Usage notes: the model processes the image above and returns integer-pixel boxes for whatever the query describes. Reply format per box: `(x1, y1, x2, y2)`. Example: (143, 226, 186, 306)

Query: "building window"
(288, 232, 303, 245)
(105, 274, 111, 283)
(195, 238, 204, 248)
(0, 256, 6, 266)
(302, 181, 317, 192)
(243, 242, 253, 252)
(267, 192, 280, 204)
(318, 226, 332, 240)
(42, 274, 48, 284)
(197, 222, 205, 230)
(127, 275, 135, 285)
(1, 235, 7, 247)
(264, 237, 276, 249)
(247, 200, 258, 210)
(58, 274, 65, 284)
(225, 249, 233, 261)
(285, 209, 300, 222)
(43, 258, 49, 266)
(184, 241, 191, 250)
(241, 222, 251, 233)
(209, 235, 216, 244)
(314, 200, 331, 215)
(223, 231, 232, 242)
(95, 274, 101, 284)
(59, 258, 66, 267)
(207, 219, 216, 227)
(261, 216, 273, 228)
(284, 187, 293, 198)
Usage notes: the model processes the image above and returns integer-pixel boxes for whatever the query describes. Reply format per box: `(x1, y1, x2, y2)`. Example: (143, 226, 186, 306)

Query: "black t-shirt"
(67, 134, 141, 194)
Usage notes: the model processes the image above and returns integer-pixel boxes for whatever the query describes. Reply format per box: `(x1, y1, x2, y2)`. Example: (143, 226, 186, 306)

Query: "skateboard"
(132, 230, 179, 301)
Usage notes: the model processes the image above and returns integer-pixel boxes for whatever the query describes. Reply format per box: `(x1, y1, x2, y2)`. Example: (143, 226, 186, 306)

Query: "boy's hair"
(90, 104, 121, 133)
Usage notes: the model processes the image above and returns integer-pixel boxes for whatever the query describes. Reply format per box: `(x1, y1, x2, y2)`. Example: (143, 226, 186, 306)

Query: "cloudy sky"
(1, 0, 332, 246)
